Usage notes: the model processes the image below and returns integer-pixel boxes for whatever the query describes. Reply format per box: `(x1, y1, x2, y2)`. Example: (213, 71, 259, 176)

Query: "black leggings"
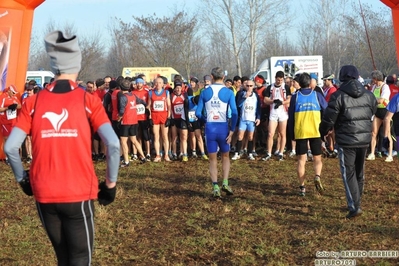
(36, 200, 95, 266)
(138, 120, 150, 141)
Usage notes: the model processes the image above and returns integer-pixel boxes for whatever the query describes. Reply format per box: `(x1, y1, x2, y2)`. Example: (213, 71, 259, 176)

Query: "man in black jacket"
(319, 65, 377, 219)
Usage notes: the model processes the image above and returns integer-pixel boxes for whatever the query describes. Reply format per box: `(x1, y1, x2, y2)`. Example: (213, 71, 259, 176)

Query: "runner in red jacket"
(4, 31, 120, 265)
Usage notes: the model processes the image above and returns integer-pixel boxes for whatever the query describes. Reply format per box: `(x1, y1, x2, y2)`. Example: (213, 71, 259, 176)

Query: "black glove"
(148, 119, 154, 127)
(8, 103, 18, 111)
(98, 181, 116, 206)
(273, 99, 283, 109)
(383, 137, 390, 150)
(165, 118, 171, 127)
(19, 170, 33, 196)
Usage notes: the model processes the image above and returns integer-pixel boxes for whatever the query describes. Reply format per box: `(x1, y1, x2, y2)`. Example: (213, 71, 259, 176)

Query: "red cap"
(5, 85, 17, 94)
(254, 76, 264, 84)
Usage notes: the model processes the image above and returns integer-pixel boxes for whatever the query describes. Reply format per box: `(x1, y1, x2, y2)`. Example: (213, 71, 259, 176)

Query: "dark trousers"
(36, 200, 95, 266)
(337, 147, 367, 212)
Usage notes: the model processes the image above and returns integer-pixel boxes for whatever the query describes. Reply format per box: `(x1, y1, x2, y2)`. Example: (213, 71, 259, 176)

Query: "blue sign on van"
(274, 59, 294, 67)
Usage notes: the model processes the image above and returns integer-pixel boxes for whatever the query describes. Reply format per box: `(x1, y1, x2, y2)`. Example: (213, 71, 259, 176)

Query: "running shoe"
(146, 154, 151, 161)
(346, 208, 363, 219)
(222, 184, 233, 195)
(261, 153, 271, 161)
(192, 152, 198, 158)
(278, 153, 284, 161)
(213, 186, 221, 198)
(251, 151, 258, 157)
(289, 150, 296, 158)
(164, 156, 171, 162)
(299, 186, 306, 197)
(376, 152, 382, 158)
(314, 175, 324, 193)
(120, 161, 129, 168)
(323, 148, 333, 158)
(5, 158, 10, 166)
(307, 150, 313, 161)
(131, 154, 138, 161)
(140, 157, 147, 164)
(153, 156, 162, 162)
(232, 152, 240, 160)
(248, 153, 255, 161)
(202, 154, 209, 160)
(385, 155, 393, 162)
(98, 154, 105, 161)
(182, 155, 188, 162)
(26, 157, 32, 164)
(366, 153, 375, 161)
(273, 150, 280, 156)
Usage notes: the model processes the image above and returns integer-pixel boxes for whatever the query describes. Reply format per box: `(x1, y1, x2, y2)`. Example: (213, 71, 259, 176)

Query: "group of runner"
(78, 69, 397, 167)
(4, 68, 398, 168)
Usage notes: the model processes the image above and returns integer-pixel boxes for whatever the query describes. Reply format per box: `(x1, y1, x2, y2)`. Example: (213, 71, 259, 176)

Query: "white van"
(250, 56, 323, 86)
(26, 71, 54, 87)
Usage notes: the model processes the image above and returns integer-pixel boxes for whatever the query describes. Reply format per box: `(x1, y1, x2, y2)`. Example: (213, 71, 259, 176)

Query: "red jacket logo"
(42, 108, 68, 132)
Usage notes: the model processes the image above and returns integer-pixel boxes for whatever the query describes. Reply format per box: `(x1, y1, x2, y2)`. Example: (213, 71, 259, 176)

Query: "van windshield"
(27, 76, 42, 86)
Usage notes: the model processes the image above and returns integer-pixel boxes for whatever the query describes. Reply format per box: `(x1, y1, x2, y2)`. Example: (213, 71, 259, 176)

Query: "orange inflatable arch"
(381, 0, 399, 70)
(0, 0, 45, 159)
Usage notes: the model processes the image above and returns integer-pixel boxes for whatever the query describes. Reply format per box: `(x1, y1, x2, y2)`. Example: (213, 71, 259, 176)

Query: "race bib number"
(188, 110, 197, 121)
(174, 104, 183, 115)
(153, 100, 165, 111)
(244, 104, 254, 113)
(6, 109, 17, 120)
(136, 104, 146, 115)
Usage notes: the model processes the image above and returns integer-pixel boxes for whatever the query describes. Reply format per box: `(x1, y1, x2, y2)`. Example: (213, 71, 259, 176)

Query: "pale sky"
(31, 0, 389, 44)
(32, 0, 194, 36)
(33, 0, 385, 33)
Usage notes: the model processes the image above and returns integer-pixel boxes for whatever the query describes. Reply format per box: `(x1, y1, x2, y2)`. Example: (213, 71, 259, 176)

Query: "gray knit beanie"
(44, 31, 81, 75)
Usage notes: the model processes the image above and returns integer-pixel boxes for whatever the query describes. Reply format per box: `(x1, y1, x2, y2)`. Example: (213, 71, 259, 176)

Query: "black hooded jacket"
(319, 79, 377, 148)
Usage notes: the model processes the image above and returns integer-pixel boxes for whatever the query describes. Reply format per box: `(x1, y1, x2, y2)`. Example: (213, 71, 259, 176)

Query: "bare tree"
(107, 11, 199, 79)
(246, 0, 291, 73)
(30, 1, 396, 82)
(306, 0, 348, 75)
(294, 0, 396, 78)
(200, 0, 247, 76)
(28, 29, 50, 71)
(78, 32, 106, 81)
(29, 20, 107, 82)
(358, 4, 397, 75)
(28, 20, 76, 72)
(337, 2, 396, 77)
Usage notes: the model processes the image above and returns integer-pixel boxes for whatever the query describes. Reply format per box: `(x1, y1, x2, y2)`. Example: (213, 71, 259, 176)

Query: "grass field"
(0, 155, 398, 265)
